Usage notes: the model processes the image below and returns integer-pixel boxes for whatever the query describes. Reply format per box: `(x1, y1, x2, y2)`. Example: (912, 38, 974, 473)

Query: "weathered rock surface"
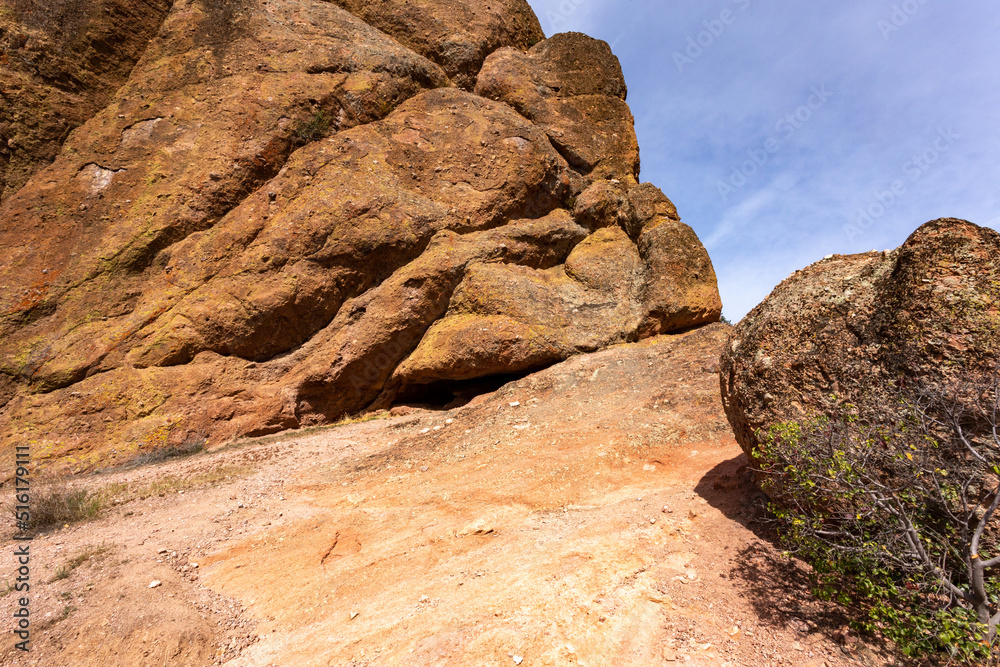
(386, 224, 644, 392)
(0, 0, 450, 389)
(632, 184, 721, 337)
(329, 0, 544, 90)
(0, 0, 173, 201)
(720, 218, 1000, 464)
(0, 0, 720, 469)
(476, 32, 640, 185)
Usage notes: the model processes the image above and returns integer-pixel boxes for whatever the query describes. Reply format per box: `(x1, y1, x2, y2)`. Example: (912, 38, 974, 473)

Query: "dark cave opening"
(391, 372, 530, 410)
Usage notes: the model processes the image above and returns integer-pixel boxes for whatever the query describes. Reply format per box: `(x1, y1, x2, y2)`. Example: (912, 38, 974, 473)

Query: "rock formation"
(0, 0, 174, 201)
(0, 0, 720, 470)
(720, 218, 1000, 465)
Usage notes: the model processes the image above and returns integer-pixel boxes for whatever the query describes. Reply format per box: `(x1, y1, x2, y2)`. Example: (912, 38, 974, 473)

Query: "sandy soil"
(0, 324, 901, 666)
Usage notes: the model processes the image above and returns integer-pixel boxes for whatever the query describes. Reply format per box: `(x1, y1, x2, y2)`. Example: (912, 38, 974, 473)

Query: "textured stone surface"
(0, 1, 720, 469)
(572, 179, 633, 233)
(720, 218, 1000, 465)
(329, 0, 543, 90)
(387, 224, 644, 392)
(284, 210, 589, 423)
(476, 32, 639, 185)
(123, 87, 571, 374)
(0, 0, 173, 201)
(0, 0, 451, 392)
(637, 218, 722, 337)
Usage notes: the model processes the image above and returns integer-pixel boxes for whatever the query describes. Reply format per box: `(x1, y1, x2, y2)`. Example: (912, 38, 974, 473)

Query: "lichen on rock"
(0, 0, 720, 469)
(720, 217, 1000, 468)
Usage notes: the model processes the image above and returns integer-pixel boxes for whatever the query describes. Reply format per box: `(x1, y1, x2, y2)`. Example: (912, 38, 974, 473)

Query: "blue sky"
(525, 0, 1000, 320)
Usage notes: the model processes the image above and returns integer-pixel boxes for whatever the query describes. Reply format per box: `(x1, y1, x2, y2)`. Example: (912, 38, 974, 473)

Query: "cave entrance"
(392, 372, 529, 410)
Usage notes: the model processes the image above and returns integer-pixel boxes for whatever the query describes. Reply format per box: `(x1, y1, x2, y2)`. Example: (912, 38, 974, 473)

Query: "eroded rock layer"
(0, 0, 720, 469)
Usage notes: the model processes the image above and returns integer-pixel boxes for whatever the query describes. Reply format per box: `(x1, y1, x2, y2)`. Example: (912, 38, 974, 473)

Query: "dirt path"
(1, 324, 898, 666)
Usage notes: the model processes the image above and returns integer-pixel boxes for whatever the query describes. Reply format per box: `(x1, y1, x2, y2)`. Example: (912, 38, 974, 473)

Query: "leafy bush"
(754, 368, 1000, 663)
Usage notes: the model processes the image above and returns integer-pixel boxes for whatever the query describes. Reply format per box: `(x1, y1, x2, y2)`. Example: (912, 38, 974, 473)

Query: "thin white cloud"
(703, 177, 787, 249)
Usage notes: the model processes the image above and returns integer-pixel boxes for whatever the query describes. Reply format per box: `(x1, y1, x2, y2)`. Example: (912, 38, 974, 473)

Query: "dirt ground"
(1, 324, 903, 666)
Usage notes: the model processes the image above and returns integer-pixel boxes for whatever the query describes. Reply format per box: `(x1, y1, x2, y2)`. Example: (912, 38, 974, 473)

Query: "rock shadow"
(693, 453, 770, 534)
(694, 455, 898, 662)
(391, 372, 530, 411)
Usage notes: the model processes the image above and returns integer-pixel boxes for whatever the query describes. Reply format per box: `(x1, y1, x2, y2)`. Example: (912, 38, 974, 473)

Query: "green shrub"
(294, 108, 332, 145)
(754, 368, 1000, 663)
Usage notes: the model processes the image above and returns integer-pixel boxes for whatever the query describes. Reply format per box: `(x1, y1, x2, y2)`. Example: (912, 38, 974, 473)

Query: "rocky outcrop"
(0, 0, 174, 201)
(329, 0, 544, 91)
(720, 218, 1000, 463)
(385, 224, 644, 393)
(386, 184, 723, 394)
(0, 0, 720, 470)
(476, 32, 639, 185)
(0, 0, 452, 391)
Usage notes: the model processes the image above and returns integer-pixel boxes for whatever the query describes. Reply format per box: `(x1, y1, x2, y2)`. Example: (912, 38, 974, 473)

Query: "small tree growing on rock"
(755, 365, 1000, 662)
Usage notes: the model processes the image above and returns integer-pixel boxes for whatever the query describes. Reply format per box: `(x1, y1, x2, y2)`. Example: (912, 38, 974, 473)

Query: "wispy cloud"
(703, 177, 786, 249)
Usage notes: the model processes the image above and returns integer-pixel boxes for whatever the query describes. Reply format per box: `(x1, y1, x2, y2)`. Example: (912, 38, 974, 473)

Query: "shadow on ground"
(695, 454, 903, 666)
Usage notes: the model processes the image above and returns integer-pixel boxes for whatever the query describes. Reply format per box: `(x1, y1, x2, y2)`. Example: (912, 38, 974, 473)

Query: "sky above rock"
(526, 0, 1000, 320)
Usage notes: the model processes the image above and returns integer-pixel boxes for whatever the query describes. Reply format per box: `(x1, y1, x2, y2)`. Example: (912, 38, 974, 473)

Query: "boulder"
(720, 218, 1000, 464)
(386, 225, 644, 393)
(329, 0, 544, 90)
(284, 210, 589, 422)
(572, 179, 633, 232)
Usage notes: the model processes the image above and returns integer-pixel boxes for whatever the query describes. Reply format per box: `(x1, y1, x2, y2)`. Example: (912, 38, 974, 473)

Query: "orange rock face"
(329, 0, 544, 90)
(0, 0, 174, 201)
(476, 31, 639, 185)
(0, 0, 720, 470)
